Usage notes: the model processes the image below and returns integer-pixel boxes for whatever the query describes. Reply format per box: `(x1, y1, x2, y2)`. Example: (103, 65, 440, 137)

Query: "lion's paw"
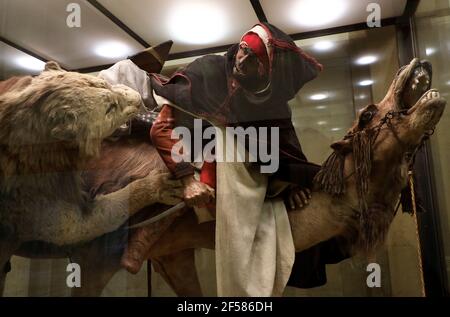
(146, 171, 184, 205)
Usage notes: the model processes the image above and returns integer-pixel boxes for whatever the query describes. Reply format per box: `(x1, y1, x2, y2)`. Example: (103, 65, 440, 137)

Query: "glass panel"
(415, 0, 450, 290)
(1, 19, 426, 297)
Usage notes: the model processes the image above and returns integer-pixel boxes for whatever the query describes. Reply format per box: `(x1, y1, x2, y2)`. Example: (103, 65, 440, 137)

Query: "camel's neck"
(287, 189, 354, 252)
(288, 159, 407, 253)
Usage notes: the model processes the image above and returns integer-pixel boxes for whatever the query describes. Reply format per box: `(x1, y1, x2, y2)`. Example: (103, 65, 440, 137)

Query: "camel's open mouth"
(397, 58, 446, 130)
(399, 59, 432, 109)
(407, 88, 446, 131)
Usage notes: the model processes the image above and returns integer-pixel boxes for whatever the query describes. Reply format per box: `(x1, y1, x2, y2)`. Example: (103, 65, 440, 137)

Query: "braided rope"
(409, 170, 426, 297)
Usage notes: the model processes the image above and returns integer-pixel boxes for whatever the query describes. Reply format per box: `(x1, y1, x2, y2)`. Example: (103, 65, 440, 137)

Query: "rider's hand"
(181, 175, 215, 208)
(286, 186, 311, 210)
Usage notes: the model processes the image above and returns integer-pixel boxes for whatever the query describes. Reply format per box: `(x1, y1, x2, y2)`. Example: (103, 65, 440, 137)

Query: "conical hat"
(129, 40, 173, 74)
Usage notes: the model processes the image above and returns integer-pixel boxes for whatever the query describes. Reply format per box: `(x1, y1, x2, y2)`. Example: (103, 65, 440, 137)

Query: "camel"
(2, 58, 446, 297)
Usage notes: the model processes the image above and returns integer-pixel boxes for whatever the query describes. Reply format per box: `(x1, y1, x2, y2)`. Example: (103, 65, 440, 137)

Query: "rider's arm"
(150, 105, 195, 179)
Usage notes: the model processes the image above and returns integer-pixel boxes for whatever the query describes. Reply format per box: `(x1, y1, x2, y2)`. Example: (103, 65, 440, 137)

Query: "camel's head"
(0, 61, 141, 159)
(315, 58, 446, 252)
(342, 59, 443, 158)
(327, 58, 445, 189)
(376, 58, 444, 141)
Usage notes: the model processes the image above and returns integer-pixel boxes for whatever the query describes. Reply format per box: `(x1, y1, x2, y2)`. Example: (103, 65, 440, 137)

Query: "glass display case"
(0, 0, 448, 298)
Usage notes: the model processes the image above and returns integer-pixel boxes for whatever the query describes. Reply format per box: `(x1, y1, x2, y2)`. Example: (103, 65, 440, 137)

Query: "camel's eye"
(361, 110, 374, 123)
(358, 104, 378, 128)
(106, 102, 117, 115)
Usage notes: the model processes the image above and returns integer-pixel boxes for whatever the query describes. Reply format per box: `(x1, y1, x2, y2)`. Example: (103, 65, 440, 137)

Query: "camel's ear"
(330, 139, 352, 154)
(44, 61, 64, 72)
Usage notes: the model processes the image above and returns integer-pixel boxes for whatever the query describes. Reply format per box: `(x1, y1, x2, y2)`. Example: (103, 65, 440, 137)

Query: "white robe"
(215, 127, 295, 297)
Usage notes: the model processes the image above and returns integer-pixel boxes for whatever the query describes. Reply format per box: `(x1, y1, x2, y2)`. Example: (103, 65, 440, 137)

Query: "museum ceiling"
(0, 0, 407, 79)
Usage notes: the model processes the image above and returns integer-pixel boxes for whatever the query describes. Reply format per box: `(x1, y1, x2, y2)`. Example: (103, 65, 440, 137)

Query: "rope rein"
(342, 110, 433, 182)
(314, 108, 435, 252)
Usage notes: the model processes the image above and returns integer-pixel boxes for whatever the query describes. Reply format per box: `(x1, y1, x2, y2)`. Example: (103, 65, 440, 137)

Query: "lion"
(0, 62, 183, 292)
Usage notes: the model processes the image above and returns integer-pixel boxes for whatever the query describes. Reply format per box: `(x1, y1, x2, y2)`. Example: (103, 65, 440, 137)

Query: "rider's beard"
(233, 69, 269, 94)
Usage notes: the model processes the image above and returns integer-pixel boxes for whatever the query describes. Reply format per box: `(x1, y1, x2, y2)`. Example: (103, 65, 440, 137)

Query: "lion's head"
(0, 62, 141, 172)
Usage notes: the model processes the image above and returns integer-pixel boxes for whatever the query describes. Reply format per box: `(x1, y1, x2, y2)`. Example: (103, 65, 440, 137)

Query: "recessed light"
(356, 55, 378, 65)
(313, 41, 334, 51)
(94, 41, 132, 59)
(310, 93, 328, 101)
(316, 105, 327, 110)
(317, 121, 327, 126)
(168, 2, 227, 45)
(331, 127, 342, 132)
(290, 0, 347, 27)
(425, 47, 436, 56)
(356, 94, 367, 100)
(359, 80, 374, 86)
(15, 56, 45, 71)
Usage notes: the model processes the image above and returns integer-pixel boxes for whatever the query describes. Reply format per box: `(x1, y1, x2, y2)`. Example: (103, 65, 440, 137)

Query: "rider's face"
(232, 44, 268, 91)
(233, 44, 261, 79)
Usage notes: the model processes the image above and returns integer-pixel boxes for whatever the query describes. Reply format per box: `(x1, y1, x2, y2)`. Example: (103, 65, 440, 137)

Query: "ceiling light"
(356, 94, 367, 100)
(94, 41, 132, 59)
(15, 56, 45, 71)
(446, 80, 450, 85)
(425, 47, 436, 56)
(310, 93, 328, 101)
(290, 0, 347, 28)
(317, 121, 327, 126)
(313, 41, 334, 51)
(356, 55, 378, 65)
(359, 80, 374, 86)
(168, 1, 227, 45)
(331, 127, 342, 132)
(316, 105, 327, 110)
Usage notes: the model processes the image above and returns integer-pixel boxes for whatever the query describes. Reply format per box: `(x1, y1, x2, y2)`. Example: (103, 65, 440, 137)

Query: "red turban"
(241, 32, 270, 74)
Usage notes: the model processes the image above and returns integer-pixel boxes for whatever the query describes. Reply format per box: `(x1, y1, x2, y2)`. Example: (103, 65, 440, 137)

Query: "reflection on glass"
(415, 0, 450, 290)
(356, 55, 378, 65)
